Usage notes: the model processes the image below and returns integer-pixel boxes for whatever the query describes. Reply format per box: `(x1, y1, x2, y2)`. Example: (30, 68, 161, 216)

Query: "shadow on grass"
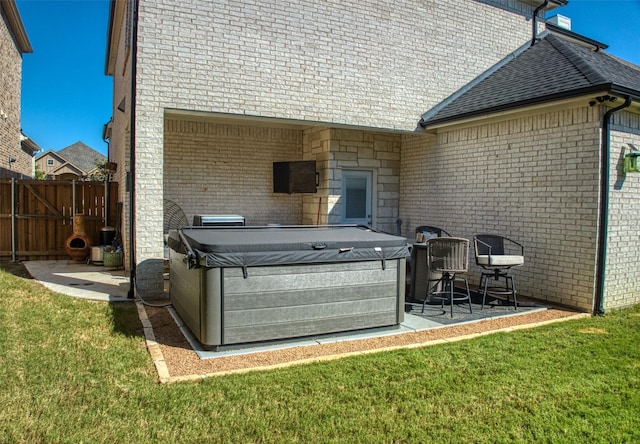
(0, 260, 34, 279)
(108, 301, 145, 339)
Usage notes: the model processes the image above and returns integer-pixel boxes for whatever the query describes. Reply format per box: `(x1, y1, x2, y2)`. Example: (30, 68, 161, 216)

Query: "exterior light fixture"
(623, 152, 640, 173)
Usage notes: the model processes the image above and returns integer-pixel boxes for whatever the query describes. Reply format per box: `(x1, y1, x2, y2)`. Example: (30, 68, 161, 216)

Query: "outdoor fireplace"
(64, 214, 92, 261)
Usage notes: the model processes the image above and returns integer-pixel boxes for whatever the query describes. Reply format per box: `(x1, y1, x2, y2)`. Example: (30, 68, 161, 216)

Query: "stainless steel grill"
(192, 215, 246, 227)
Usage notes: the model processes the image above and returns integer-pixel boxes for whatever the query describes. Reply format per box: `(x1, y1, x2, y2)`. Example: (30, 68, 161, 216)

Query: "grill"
(192, 215, 246, 227)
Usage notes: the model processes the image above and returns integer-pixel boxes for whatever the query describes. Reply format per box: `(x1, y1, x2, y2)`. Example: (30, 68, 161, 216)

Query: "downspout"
(127, 0, 139, 299)
(594, 95, 632, 315)
(530, 0, 549, 46)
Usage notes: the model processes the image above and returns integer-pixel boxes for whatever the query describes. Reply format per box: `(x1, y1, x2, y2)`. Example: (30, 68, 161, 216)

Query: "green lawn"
(1, 263, 639, 443)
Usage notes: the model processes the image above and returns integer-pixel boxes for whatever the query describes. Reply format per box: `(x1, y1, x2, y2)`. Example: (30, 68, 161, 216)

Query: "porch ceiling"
(164, 108, 414, 135)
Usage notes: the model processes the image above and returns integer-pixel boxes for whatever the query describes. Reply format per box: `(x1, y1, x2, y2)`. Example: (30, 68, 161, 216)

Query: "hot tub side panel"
(169, 248, 223, 345)
(216, 259, 405, 345)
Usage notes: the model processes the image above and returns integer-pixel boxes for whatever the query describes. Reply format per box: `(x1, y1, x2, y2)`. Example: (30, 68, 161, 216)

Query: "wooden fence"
(0, 179, 119, 260)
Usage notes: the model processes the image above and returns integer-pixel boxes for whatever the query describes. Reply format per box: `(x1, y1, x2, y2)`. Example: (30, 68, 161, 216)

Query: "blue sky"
(16, 0, 640, 158)
(548, 0, 640, 65)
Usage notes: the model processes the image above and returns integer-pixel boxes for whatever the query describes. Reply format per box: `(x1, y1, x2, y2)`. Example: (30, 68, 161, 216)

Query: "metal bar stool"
(474, 234, 525, 309)
(422, 237, 472, 318)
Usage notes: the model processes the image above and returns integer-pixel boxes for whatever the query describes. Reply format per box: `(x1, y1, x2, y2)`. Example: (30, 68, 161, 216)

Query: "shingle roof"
(420, 33, 640, 127)
(57, 142, 106, 173)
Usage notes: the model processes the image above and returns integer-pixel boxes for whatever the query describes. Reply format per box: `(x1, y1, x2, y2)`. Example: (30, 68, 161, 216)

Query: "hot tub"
(167, 225, 409, 349)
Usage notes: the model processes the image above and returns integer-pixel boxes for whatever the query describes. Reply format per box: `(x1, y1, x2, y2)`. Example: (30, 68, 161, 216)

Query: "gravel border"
(137, 302, 588, 384)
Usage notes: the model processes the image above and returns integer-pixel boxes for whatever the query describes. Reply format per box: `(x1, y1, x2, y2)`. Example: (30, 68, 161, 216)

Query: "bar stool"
(474, 234, 525, 309)
(422, 237, 472, 318)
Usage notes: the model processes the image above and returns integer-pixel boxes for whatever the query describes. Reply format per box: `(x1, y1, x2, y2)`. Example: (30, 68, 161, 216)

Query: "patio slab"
(24, 260, 131, 302)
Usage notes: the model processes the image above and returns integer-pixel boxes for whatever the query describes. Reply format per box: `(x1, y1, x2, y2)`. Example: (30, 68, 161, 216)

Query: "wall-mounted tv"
(273, 161, 317, 194)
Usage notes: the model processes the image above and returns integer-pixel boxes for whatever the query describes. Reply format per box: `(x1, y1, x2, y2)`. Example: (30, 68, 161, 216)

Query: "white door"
(341, 170, 373, 227)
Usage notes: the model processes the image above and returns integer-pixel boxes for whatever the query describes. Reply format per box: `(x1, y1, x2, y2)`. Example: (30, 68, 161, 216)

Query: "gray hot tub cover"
(168, 225, 409, 271)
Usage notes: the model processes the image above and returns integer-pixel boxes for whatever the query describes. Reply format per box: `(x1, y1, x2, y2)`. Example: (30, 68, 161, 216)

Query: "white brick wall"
(401, 105, 603, 311)
(106, 0, 640, 310)
(108, 0, 540, 292)
(107, 4, 133, 270)
(137, 0, 533, 130)
(164, 118, 305, 226)
(125, 0, 536, 264)
(164, 121, 403, 233)
(605, 111, 640, 310)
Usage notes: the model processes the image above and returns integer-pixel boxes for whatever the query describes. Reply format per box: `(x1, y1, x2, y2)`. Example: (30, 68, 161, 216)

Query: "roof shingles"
(421, 34, 640, 127)
(57, 142, 106, 173)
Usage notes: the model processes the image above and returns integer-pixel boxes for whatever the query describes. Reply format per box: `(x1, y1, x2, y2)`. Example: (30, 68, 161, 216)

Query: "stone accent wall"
(164, 118, 304, 226)
(0, 8, 29, 179)
(401, 105, 603, 311)
(301, 127, 401, 234)
(302, 127, 331, 226)
(605, 111, 640, 310)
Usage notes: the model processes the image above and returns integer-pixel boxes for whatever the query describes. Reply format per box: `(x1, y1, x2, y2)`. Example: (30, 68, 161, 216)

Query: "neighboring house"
(0, 0, 35, 178)
(35, 141, 106, 180)
(105, 0, 640, 313)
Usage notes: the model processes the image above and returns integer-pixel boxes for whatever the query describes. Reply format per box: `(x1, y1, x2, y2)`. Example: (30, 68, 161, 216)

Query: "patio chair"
(421, 237, 472, 318)
(409, 226, 451, 301)
(474, 234, 524, 309)
(414, 225, 452, 241)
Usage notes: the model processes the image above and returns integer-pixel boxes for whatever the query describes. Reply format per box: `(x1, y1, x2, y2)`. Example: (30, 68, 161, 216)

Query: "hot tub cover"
(168, 225, 409, 269)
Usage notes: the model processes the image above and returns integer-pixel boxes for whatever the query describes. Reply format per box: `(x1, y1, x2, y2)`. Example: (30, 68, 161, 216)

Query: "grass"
(1, 262, 639, 443)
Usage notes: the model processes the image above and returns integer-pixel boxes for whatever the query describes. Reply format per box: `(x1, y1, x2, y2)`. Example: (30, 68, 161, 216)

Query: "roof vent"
(547, 14, 571, 30)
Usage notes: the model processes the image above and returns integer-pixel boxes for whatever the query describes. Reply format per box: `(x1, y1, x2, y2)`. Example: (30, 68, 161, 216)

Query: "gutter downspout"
(127, 0, 139, 299)
(594, 95, 632, 315)
(531, 0, 549, 46)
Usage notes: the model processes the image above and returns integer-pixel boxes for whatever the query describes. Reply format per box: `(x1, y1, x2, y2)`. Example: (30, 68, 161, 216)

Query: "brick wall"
(401, 105, 603, 311)
(164, 118, 304, 226)
(164, 121, 403, 233)
(0, 8, 30, 179)
(106, 2, 133, 271)
(605, 111, 640, 310)
(136, 0, 533, 131)
(110, 0, 539, 285)
(106, 0, 640, 309)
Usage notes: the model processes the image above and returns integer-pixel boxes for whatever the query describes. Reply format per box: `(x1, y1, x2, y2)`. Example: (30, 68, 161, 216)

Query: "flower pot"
(103, 251, 123, 268)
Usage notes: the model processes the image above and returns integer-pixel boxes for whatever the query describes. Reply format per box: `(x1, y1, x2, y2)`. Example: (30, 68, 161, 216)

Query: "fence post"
(104, 179, 109, 227)
(11, 178, 16, 262)
(72, 180, 76, 218)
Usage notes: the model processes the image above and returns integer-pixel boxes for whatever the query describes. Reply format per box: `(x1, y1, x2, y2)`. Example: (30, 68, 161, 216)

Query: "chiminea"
(64, 214, 92, 261)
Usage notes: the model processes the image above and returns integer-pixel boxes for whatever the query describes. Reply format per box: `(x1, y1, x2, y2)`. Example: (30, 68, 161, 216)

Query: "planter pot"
(103, 251, 123, 268)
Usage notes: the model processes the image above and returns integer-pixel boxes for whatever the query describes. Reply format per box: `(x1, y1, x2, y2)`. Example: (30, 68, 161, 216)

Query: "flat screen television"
(273, 161, 317, 194)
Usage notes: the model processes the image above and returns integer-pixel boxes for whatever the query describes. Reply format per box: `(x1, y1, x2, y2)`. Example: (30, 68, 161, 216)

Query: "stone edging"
(136, 301, 590, 384)
(136, 301, 171, 384)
